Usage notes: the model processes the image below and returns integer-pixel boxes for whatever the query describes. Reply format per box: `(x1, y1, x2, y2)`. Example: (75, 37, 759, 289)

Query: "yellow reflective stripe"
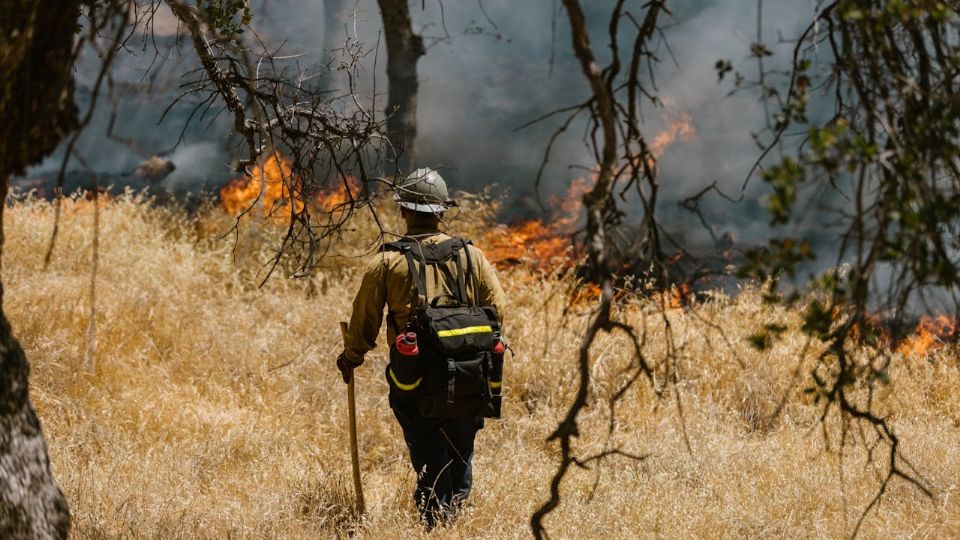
(388, 367, 421, 391)
(490, 381, 502, 388)
(436, 325, 493, 338)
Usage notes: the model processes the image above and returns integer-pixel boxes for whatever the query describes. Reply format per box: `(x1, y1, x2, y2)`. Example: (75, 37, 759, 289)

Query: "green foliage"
(714, 59, 733, 82)
(739, 1, 960, 340)
(726, 4, 960, 509)
(761, 158, 803, 224)
(199, 0, 251, 36)
(715, 58, 745, 87)
(749, 42, 774, 58)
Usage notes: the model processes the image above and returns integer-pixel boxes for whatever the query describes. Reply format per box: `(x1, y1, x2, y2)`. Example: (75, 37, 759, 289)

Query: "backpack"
(383, 236, 503, 419)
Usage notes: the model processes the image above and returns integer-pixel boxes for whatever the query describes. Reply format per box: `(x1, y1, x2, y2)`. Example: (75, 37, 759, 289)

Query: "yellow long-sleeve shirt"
(343, 228, 507, 365)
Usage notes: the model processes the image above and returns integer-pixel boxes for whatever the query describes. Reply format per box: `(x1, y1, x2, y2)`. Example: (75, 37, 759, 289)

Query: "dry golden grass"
(6, 194, 960, 538)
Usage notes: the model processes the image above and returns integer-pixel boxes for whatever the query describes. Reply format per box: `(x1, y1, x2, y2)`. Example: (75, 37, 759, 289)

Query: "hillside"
(8, 195, 959, 538)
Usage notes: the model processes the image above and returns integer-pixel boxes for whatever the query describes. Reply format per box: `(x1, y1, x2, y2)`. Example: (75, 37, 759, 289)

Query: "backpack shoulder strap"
(380, 239, 411, 253)
(458, 238, 481, 305)
(449, 238, 470, 306)
(381, 237, 476, 306)
(381, 238, 429, 306)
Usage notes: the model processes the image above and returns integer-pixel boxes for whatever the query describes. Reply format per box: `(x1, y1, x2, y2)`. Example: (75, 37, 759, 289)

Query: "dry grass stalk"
(6, 194, 958, 538)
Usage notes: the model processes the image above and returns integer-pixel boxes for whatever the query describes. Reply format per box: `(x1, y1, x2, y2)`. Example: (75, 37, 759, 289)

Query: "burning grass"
(481, 178, 591, 272)
(219, 153, 361, 221)
(6, 194, 960, 538)
(897, 315, 957, 358)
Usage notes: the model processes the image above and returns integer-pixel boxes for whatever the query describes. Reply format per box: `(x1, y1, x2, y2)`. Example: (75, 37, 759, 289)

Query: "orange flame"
(570, 282, 602, 306)
(896, 315, 956, 357)
(319, 177, 361, 213)
(653, 282, 692, 310)
(220, 154, 301, 220)
(483, 178, 591, 271)
(483, 218, 575, 271)
(219, 154, 359, 220)
(650, 111, 696, 158)
(483, 110, 695, 271)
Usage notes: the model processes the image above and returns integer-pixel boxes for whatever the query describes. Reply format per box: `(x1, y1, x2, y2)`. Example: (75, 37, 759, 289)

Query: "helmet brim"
(397, 200, 447, 213)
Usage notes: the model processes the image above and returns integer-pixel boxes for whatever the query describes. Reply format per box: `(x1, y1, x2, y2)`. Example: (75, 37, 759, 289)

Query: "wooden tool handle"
(339, 321, 365, 514)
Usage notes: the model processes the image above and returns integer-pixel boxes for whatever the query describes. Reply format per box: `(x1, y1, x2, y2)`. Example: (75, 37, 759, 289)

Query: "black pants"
(389, 393, 482, 526)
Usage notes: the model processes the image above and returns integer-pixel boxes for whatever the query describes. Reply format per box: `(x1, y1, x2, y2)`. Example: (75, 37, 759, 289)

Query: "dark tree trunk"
(377, 0, 425, 173)
(0, 0, 81, 537)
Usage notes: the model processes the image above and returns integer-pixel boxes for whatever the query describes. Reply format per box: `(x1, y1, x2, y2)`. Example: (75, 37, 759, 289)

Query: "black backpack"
(383, 237, 503, 419)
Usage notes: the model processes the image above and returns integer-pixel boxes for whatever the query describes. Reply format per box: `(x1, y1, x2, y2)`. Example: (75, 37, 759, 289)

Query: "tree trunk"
(0, 0, 81, 537)
(0, 207, 70, 538)
(377, 0, 425, 173)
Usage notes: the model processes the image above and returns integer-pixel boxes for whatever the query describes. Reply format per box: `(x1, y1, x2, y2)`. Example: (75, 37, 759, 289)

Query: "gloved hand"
(336, 352, 362, 383)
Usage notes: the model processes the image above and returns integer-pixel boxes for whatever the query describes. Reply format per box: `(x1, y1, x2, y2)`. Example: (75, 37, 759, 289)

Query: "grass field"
(7, 194, 960, 538)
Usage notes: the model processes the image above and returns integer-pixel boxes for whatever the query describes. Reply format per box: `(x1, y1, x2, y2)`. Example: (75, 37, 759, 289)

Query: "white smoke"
(28, 0, 822, 246)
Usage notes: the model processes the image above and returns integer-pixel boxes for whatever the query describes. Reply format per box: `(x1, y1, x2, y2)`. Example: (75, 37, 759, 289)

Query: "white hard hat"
(394, 168, 450, 214)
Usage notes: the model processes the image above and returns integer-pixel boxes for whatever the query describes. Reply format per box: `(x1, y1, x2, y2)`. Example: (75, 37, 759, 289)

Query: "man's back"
(343, 229, 506, 364)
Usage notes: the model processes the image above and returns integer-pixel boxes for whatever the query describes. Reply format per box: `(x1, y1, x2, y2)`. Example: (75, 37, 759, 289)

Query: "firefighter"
(336, 168, 506, 527)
